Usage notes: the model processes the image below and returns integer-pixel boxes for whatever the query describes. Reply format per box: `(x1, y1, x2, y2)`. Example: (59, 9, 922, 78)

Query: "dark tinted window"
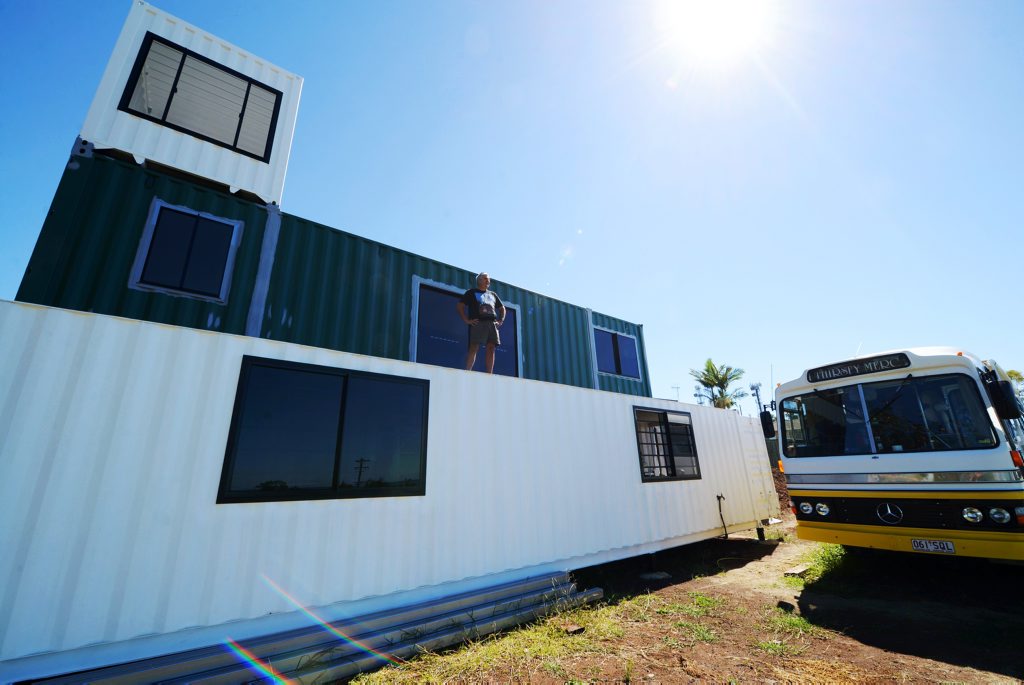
(594, 329, 640, 379)
(634, 408, 701, 482)
(781, 374, 997, 458)
(338, 376, 427, 490)
(617, 335, 640, 378)
(121, 33, 282, 162)
(219, 357, 429, 503)
(224, 365, 343, 494)
(139, 207, 236, 299)
(415, 284, 518, 376)
(594, 329, 616, 374)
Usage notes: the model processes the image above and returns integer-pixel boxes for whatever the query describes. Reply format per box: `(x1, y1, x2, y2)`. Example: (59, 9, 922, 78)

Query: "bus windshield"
(781, 373, 997, 458)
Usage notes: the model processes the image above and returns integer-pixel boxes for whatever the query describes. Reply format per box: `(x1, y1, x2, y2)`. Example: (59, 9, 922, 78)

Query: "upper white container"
(80, 0, 302, 205)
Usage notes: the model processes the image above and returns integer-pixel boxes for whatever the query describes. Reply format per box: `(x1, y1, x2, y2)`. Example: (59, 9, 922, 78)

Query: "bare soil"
(498, 469, 1024, 683)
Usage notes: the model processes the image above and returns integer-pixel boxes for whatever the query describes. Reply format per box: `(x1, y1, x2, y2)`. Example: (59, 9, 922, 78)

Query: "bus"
(768, 348, 1024, 560)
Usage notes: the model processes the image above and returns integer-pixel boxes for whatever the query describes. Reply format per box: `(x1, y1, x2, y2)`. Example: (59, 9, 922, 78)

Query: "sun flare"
(654, 0, 778, 69)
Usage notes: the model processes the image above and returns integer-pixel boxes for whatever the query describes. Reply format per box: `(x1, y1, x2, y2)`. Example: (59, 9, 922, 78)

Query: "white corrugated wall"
(80, 1, 302, 204)
(0, 300, 777, 672)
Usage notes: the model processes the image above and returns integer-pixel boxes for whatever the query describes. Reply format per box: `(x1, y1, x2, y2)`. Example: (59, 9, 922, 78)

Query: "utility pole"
(354, 458, 370, 487)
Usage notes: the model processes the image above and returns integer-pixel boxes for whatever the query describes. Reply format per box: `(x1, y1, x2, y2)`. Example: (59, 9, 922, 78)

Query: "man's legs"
(465, 345, 478, 370)
(485, 342, 496, 373)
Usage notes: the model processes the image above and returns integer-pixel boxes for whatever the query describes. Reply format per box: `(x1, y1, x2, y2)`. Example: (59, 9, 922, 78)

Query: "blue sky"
(1, 0, 1021, 408)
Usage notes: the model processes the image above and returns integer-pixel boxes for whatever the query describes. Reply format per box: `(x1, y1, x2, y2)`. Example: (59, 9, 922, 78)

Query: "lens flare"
(223, 637, 293, 684)
(260, 574, 404, 667)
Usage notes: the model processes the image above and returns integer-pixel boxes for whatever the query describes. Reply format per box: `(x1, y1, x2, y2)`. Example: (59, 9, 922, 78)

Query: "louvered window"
(119, 32, 282, 162)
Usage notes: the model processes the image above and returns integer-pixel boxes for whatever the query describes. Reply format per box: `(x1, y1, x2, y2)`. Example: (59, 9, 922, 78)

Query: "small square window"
(594, 328, 641, 379)
(129, 199, 243, 303)
(633, 408, 701, 482)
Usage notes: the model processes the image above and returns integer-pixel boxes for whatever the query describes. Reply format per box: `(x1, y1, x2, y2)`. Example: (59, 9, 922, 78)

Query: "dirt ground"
(550, 472, 1024, 684)
(358, 470, 1024, 683)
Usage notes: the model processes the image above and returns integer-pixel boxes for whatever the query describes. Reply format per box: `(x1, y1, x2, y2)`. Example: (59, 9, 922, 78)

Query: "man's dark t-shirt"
(461, 288, 503, 321)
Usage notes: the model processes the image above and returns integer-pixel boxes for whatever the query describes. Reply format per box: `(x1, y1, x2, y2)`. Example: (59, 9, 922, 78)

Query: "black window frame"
(118, 32, 283, 163)
(594, 327, 641, 379)
(128, 197, 244, 303)
(632, 406, 702, 482)
(217, 356, 430, 504)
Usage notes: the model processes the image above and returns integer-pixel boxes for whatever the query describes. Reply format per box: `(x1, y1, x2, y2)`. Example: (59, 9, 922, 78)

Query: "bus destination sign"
(806, 353, 911, 384)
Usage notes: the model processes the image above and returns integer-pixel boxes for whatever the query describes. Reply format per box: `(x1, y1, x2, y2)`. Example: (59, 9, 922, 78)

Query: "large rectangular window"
(633, 408, 701, 482)
(595, 329, 640, 379)
(780, 373, 997, 458)
(414, 282, 519, 376)
(119, 32, 282, 162)
(218, 357, 429, 503)
(129, 199, 243, 303)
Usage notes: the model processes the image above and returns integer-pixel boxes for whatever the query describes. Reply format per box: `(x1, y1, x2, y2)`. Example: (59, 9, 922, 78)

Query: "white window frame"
(590, 321, 644, 383)
(128, 197, 244, 304)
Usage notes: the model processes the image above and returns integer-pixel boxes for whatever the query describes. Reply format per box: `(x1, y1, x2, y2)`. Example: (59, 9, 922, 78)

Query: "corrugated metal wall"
(17, 155, 652, 396)
(265, 214, 619, 390)
(17, 155, 267, 336)
(80, 0, 302, 204)
(0, 301, 776, 673)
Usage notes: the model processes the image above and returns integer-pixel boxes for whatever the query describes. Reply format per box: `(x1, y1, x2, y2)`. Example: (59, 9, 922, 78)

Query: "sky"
(1, 0, 1022, 411)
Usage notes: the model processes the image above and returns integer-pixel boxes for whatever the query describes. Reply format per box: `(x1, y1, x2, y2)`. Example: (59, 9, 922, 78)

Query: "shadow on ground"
(572, 537, 777, 603)
(799, 549, 1024, 679)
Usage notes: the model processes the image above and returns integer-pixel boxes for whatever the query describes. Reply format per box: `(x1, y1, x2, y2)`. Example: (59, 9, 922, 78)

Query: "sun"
(654, 0, 778, 69)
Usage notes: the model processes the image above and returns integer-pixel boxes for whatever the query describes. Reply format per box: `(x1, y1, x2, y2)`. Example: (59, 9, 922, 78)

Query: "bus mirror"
(760, 410, 776, 439)
(991, 380, 1023, 421)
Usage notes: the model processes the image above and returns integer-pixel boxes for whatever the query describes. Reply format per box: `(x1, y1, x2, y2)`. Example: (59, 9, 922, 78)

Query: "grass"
(674, 620, 718, 643)
(802, 544, 847, 583)
(352, 604, 623, 683)
(756, 639, 803, 656)
(762, 607, 824, 638)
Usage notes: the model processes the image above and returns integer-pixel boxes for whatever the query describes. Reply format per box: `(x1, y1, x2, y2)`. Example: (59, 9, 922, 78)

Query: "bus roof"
(776, 347, 987, 397)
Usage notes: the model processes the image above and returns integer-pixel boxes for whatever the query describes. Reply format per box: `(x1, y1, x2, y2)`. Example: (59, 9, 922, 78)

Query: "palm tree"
(690, 359, 748, 409)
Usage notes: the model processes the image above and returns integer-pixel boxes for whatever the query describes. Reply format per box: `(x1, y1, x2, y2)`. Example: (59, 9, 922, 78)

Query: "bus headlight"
(815, 503, 830, 516)
(962, 507, 983, 523)
(798, 502, 813, 515)
(988, 508, 1011, 524)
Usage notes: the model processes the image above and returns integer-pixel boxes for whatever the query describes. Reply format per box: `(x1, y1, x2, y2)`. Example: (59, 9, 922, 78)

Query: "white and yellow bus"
(770, 348, 1024, 560)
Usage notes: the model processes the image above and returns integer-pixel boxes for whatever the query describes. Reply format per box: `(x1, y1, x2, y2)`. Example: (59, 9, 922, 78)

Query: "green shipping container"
(17, 153, 652, 396)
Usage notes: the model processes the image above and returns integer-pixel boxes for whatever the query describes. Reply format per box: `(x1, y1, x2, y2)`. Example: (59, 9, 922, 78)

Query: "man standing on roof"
(457, 272, 506, 373)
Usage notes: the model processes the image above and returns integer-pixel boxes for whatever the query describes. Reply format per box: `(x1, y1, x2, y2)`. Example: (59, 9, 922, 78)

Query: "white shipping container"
(80, 1, 302, 205)
(0, 300, 777, 682)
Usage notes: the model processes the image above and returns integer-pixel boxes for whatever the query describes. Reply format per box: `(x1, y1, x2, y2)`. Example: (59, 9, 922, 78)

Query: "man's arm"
(456, 301, 476, 325)
(494, 295, 506, 326)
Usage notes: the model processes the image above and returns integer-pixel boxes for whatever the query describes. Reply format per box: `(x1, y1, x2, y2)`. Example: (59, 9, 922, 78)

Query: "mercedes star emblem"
(876, 502, 904, 525)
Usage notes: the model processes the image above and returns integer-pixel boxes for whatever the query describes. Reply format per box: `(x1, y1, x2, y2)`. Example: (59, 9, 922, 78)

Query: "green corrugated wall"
(17, 155, 267, 335)
(17, 154, 652, 396)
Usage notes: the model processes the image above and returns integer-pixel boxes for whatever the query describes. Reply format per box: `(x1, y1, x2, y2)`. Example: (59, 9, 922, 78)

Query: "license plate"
(911, 538, 956, 554)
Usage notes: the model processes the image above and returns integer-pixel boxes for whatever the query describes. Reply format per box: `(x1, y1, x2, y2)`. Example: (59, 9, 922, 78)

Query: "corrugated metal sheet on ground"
(0, 300, 776, 670)
(80, 0, 302, 204)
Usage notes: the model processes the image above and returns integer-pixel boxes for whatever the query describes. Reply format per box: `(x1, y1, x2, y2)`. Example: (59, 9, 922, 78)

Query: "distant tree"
(1009, 370, 1024, 398)
(690, 359, 748, 409)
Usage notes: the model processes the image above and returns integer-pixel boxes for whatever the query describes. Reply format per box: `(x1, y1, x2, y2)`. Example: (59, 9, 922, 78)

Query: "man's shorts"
(469, 320, 500, 346)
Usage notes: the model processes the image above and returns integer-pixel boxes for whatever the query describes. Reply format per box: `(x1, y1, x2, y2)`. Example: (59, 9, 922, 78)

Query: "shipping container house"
(0, 2, 777, 682)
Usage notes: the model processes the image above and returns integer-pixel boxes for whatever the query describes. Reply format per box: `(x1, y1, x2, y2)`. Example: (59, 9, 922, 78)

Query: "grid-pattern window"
(595, 329, 641, 379)
(129, 199, 243, 303)
(634, 408, 701, 482)
(218, 356, 429, 503)
(119, 32, 282, 162)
